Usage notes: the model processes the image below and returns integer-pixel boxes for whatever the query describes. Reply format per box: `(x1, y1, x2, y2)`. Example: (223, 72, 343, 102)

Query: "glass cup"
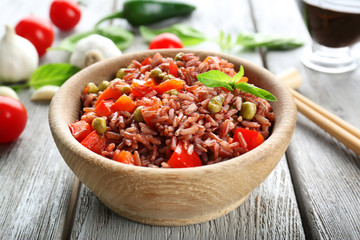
(301, 0, 360, 73)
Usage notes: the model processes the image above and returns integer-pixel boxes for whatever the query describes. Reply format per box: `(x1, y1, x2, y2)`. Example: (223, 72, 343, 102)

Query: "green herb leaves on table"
(51, 26, 134, 52)
(197, 67, 277, 101)
(30, 63, 80, 89)
(236, 32, 304, 50)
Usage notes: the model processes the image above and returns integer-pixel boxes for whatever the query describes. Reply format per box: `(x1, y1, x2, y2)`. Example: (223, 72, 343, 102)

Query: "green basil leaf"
(139, 24, 206, 46)
(236, 32, 304, 50)
(231, 65, 244, 83)
(29, 63, 80, 89)
(50, 26, 134, 52)
(196, 70, 233, 91)
(235, 82, 277, 101)
(97, 26, 134, 51)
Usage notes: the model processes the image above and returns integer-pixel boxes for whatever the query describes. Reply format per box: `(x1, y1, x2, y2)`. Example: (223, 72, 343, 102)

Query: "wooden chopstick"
(277, 68, 360, 156)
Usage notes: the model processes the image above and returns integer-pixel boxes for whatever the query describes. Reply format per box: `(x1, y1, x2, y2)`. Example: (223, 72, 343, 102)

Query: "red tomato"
(149, 33, 183, 49)
(50, 0, 81, 31)
(15, 16, 54, 57)
(233, 128, 264, 151)
(0, 96, 27, 143)
(167, 142, 202, 168)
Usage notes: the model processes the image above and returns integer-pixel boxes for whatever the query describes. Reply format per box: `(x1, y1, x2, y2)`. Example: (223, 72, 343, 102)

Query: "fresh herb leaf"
(230, 66, 244, 83)
(235, 83, 277, 101)
(196, 67, 277, 101)
(196, 70, 233, 91)
(50, 26, 134, 52)
(236, 32, 304, 50)
(139, 24, 206, 46)
(29, 63, 80, 89)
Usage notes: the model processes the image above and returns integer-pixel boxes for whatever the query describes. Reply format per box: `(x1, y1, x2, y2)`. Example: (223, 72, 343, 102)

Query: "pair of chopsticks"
(277, 68, 360, 156)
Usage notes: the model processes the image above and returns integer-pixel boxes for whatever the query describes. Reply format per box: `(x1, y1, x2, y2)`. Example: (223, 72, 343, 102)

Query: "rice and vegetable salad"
(69, 52, 276, 168)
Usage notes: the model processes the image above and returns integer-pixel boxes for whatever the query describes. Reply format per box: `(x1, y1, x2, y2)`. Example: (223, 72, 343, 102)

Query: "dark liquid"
(304, 2, 360, 48)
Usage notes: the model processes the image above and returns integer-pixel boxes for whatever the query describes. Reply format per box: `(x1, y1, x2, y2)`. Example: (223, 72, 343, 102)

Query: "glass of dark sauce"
(301, 0, 360, 73)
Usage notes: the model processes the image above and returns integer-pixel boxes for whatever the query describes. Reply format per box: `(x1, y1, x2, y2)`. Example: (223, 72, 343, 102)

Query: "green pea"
(162, 74, 175, 81)
(150, 68, 163, 79)
(98, 80, 110, 91)
(121, 85, 132, 95)
(208, 95, 225, 113)
(87, 82, 99, 94)
(116, 68, 127, 79)
(240, 102, 257, 120)
(174, 52, 184, 61)
(134, 106, 145, 123)
(92, 117, 107, 134)
(164, 89, 179, 95)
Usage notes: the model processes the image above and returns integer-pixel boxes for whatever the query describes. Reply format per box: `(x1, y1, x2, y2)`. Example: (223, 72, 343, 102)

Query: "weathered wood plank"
(251, 0, 360, 238)
(0, 0, 114, 239)
(69, 0, 304, 238)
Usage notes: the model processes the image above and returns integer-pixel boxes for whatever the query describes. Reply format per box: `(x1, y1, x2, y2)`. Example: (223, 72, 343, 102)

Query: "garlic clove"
(0, 86, 19, 100)
(84, 50, 104, 68)
(31, 85, 60, 101)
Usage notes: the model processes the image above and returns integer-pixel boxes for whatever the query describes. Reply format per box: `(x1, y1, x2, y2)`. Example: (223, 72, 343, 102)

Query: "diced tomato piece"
(113, 150, 136, 165)
(169, 61, 179, 77)
(80, 130, 107, 154)
(95, 86, 122, 107)
(167, 142, 202, 168)
(92, 134, 108, 154)
(141, 56, 151, 66)
(141, 97, 163, 126)
(95, 100, 115, 117)
(233, 128, 264, 150)
(83, 85, 90, 95)
(112, 94, 136, 113)
(155, 79, 185, 95)
(131, 79, 154, 97)
(69, 120, 92, 142)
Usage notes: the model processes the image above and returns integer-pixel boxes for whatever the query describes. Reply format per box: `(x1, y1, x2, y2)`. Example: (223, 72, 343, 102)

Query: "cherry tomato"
(149, 33, 183, 49)
(0, 96, 27, 143)
(50, 0, 81, 31)
(15, 16, 54, 57)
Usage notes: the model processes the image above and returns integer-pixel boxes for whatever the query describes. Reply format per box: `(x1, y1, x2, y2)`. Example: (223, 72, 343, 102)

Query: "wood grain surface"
(2, 0, 359, 238)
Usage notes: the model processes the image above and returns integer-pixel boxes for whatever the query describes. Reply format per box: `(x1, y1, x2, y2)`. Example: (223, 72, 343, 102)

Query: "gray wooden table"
(1, 0, 359, 239)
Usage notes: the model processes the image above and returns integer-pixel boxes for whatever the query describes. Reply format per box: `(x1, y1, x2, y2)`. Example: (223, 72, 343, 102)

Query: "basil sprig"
(196, 67, 277, 101)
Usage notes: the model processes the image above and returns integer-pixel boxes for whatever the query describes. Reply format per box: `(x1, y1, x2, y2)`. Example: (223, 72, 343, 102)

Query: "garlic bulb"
(0, 24, 38, 83)
(70, 34, 122, 69)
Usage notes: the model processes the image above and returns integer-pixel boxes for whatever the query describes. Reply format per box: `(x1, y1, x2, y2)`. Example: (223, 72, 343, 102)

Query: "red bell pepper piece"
(69, 120, 92, 142)
(167, 142, 202, 168)
(95, 86, 122, 107)
(155, 79, 185, 95)
(131, 79, 154, 97)
(233, 128, 264, 150)
(112, 94, 136, 113)
(141, 56, 151, 66)
(169, 61, 179, 77)
(95, 100, 115, 117)
(80, 130, 108, 154)
(113, 150, 136, 165)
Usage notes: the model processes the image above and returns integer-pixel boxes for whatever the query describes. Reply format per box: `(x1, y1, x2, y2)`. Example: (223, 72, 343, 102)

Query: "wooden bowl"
(49, 49, 296, 226)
